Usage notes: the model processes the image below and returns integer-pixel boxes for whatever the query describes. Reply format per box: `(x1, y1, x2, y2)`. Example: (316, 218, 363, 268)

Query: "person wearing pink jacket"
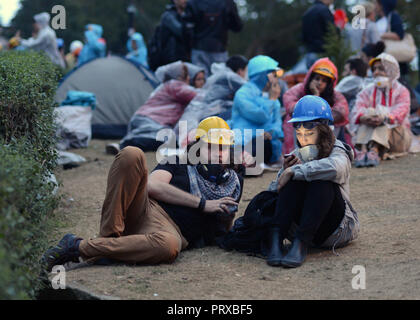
(282, 58, 349, 155)
(350, 53, 412, 167)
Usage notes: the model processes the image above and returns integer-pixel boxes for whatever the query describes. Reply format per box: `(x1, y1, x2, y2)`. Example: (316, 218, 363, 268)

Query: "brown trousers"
(79, 147, 188, 264)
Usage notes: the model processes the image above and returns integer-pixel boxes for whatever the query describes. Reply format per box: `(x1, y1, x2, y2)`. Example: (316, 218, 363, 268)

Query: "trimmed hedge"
(0, 51, 60, 299)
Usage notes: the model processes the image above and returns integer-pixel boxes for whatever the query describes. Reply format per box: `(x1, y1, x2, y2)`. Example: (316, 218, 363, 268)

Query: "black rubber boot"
(280, 237, 308, 268)
(266, 227, 284, 267)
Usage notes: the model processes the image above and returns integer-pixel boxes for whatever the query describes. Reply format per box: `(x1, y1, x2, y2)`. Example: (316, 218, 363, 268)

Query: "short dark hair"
(346, 58, 368, 77)
(226, 55, 249, 73)
(362, 41, 386, 59)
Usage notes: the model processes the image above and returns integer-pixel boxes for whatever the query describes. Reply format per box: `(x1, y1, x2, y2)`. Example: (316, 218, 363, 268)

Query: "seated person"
(336, 58, 369, 112)
(351, 53, 412, 167)
(230, 55, 284, 166)
(185, 62, 206, 88)
(175, 55, 249, 148)
(126, 32, 148, 68)
(118, 61, 197, 152)
(283, 58, 349, 154)
(42, 117, 244, 270)
(220, 96, 359, 268)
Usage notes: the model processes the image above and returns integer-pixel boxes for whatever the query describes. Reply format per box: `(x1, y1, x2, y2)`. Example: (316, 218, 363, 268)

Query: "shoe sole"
(280, 260, 303, 268)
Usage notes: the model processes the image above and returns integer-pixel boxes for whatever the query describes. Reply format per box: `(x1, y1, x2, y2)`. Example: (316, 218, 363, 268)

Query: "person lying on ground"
(116, 61, 197, 152)
(350, 53, 412, 168)
(41, 117, 245, 271)
(282, 58, 349, 154)
(230, 55, 284, 167)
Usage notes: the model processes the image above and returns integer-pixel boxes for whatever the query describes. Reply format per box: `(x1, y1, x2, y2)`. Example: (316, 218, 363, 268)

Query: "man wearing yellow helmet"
(42, 117, 244, 271)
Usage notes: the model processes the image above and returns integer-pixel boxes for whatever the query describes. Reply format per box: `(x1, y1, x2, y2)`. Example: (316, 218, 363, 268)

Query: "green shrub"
(0, 51, 60, 299)
(0, 51, 60, 171)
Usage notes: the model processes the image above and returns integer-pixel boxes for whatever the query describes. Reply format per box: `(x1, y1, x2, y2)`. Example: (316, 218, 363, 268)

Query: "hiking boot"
(280, 237, 308, 268)
(266, 227, 285, 267)
(354, 150, 367, 168)
(365, 150, 380, 167)
(41, 234, 82, 272)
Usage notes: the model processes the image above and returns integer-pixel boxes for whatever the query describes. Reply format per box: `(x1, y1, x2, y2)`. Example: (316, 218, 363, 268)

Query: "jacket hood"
(127, 32, 146, 52)
(184, 62, 205, 84)
(304, 57, 338, 87)
(34, 12, 50, 28)
(155, 60, 187, 82)
(374, 52, 400, 83)
(379, 0, 397, 16)
(247, 55, 279, 78)
(86, 24, 103, 37)
(334, 139, 354, 162)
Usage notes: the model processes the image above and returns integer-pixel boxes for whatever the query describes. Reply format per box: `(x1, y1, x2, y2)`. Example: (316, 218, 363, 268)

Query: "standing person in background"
(15, 12, 65, 68)
(375, 0, 409, 79)
(184, 0, 243, 76)
(301, 0, 336, 69)
(344, 1, 379, 53)
(77, 24, 106, 66)
(65, 40, 83, 71)
(158, 0, 190, 67)
(126, 32, 148, 68)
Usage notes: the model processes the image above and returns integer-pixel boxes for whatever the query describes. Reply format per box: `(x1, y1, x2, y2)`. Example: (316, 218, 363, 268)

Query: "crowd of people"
(8, 0, 417, 270)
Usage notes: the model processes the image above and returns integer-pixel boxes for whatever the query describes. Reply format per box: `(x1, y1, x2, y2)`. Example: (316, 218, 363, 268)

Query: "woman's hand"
(283, 154, 301, 170)
(276, 167, 294, 192)
(203, 197, 238, 215)
(309, 80, 320, 96)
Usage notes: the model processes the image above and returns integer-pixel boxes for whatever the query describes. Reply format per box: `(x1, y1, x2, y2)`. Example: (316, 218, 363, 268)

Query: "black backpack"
(217, 191, 279, 255)
(147, 25, 164, 71)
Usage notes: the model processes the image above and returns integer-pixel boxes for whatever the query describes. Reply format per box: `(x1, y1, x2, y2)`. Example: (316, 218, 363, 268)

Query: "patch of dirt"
(51, 139, 420, 299)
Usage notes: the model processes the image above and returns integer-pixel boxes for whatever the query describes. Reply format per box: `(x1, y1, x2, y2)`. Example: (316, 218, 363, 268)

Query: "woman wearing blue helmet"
(263, 95, 360, 268)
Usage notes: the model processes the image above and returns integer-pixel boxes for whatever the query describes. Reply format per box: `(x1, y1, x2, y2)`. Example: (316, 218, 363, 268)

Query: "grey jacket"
(268, 140, 360, 251)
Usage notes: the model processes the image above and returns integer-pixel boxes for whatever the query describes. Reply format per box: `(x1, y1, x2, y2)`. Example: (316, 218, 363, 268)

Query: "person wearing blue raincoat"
(126, 32, 148, 67)
(77, 24, 106, 66)
(230, 55, 284, 166)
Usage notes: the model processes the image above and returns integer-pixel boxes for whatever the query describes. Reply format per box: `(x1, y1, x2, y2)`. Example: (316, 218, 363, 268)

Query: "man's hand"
(283, 154, 301, 169)
(204, 197, 239, 215)
(277, 167, 294, 192)
(360, 115, 384, 127)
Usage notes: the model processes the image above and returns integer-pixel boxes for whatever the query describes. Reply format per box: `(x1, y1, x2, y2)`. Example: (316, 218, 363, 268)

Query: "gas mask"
(298, 144, 319, 162)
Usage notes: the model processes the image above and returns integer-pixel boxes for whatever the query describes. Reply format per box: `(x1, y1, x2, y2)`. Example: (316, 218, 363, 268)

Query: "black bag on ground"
(217, 191, 278, 255)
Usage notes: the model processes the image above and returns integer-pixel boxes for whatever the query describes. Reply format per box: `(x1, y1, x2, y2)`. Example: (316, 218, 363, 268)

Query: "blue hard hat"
(288, 95, 334, 123)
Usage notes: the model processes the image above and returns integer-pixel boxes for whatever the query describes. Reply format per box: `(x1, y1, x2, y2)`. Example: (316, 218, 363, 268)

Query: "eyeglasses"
(292, 120, 328, 129)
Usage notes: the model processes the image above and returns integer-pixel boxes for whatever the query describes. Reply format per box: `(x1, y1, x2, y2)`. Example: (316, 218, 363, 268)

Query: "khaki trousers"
(79, 147, 188, 264)
(355, 125, 412, 153)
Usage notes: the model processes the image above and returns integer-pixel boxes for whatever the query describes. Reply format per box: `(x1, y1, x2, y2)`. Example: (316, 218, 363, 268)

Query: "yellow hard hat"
(195, 116, 234, 146)
(369, 57, 381, 67)
(9, 37, 20, 49)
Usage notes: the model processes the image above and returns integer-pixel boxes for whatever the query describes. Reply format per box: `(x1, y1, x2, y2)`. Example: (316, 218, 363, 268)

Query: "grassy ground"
(50, 139, 420, 299)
